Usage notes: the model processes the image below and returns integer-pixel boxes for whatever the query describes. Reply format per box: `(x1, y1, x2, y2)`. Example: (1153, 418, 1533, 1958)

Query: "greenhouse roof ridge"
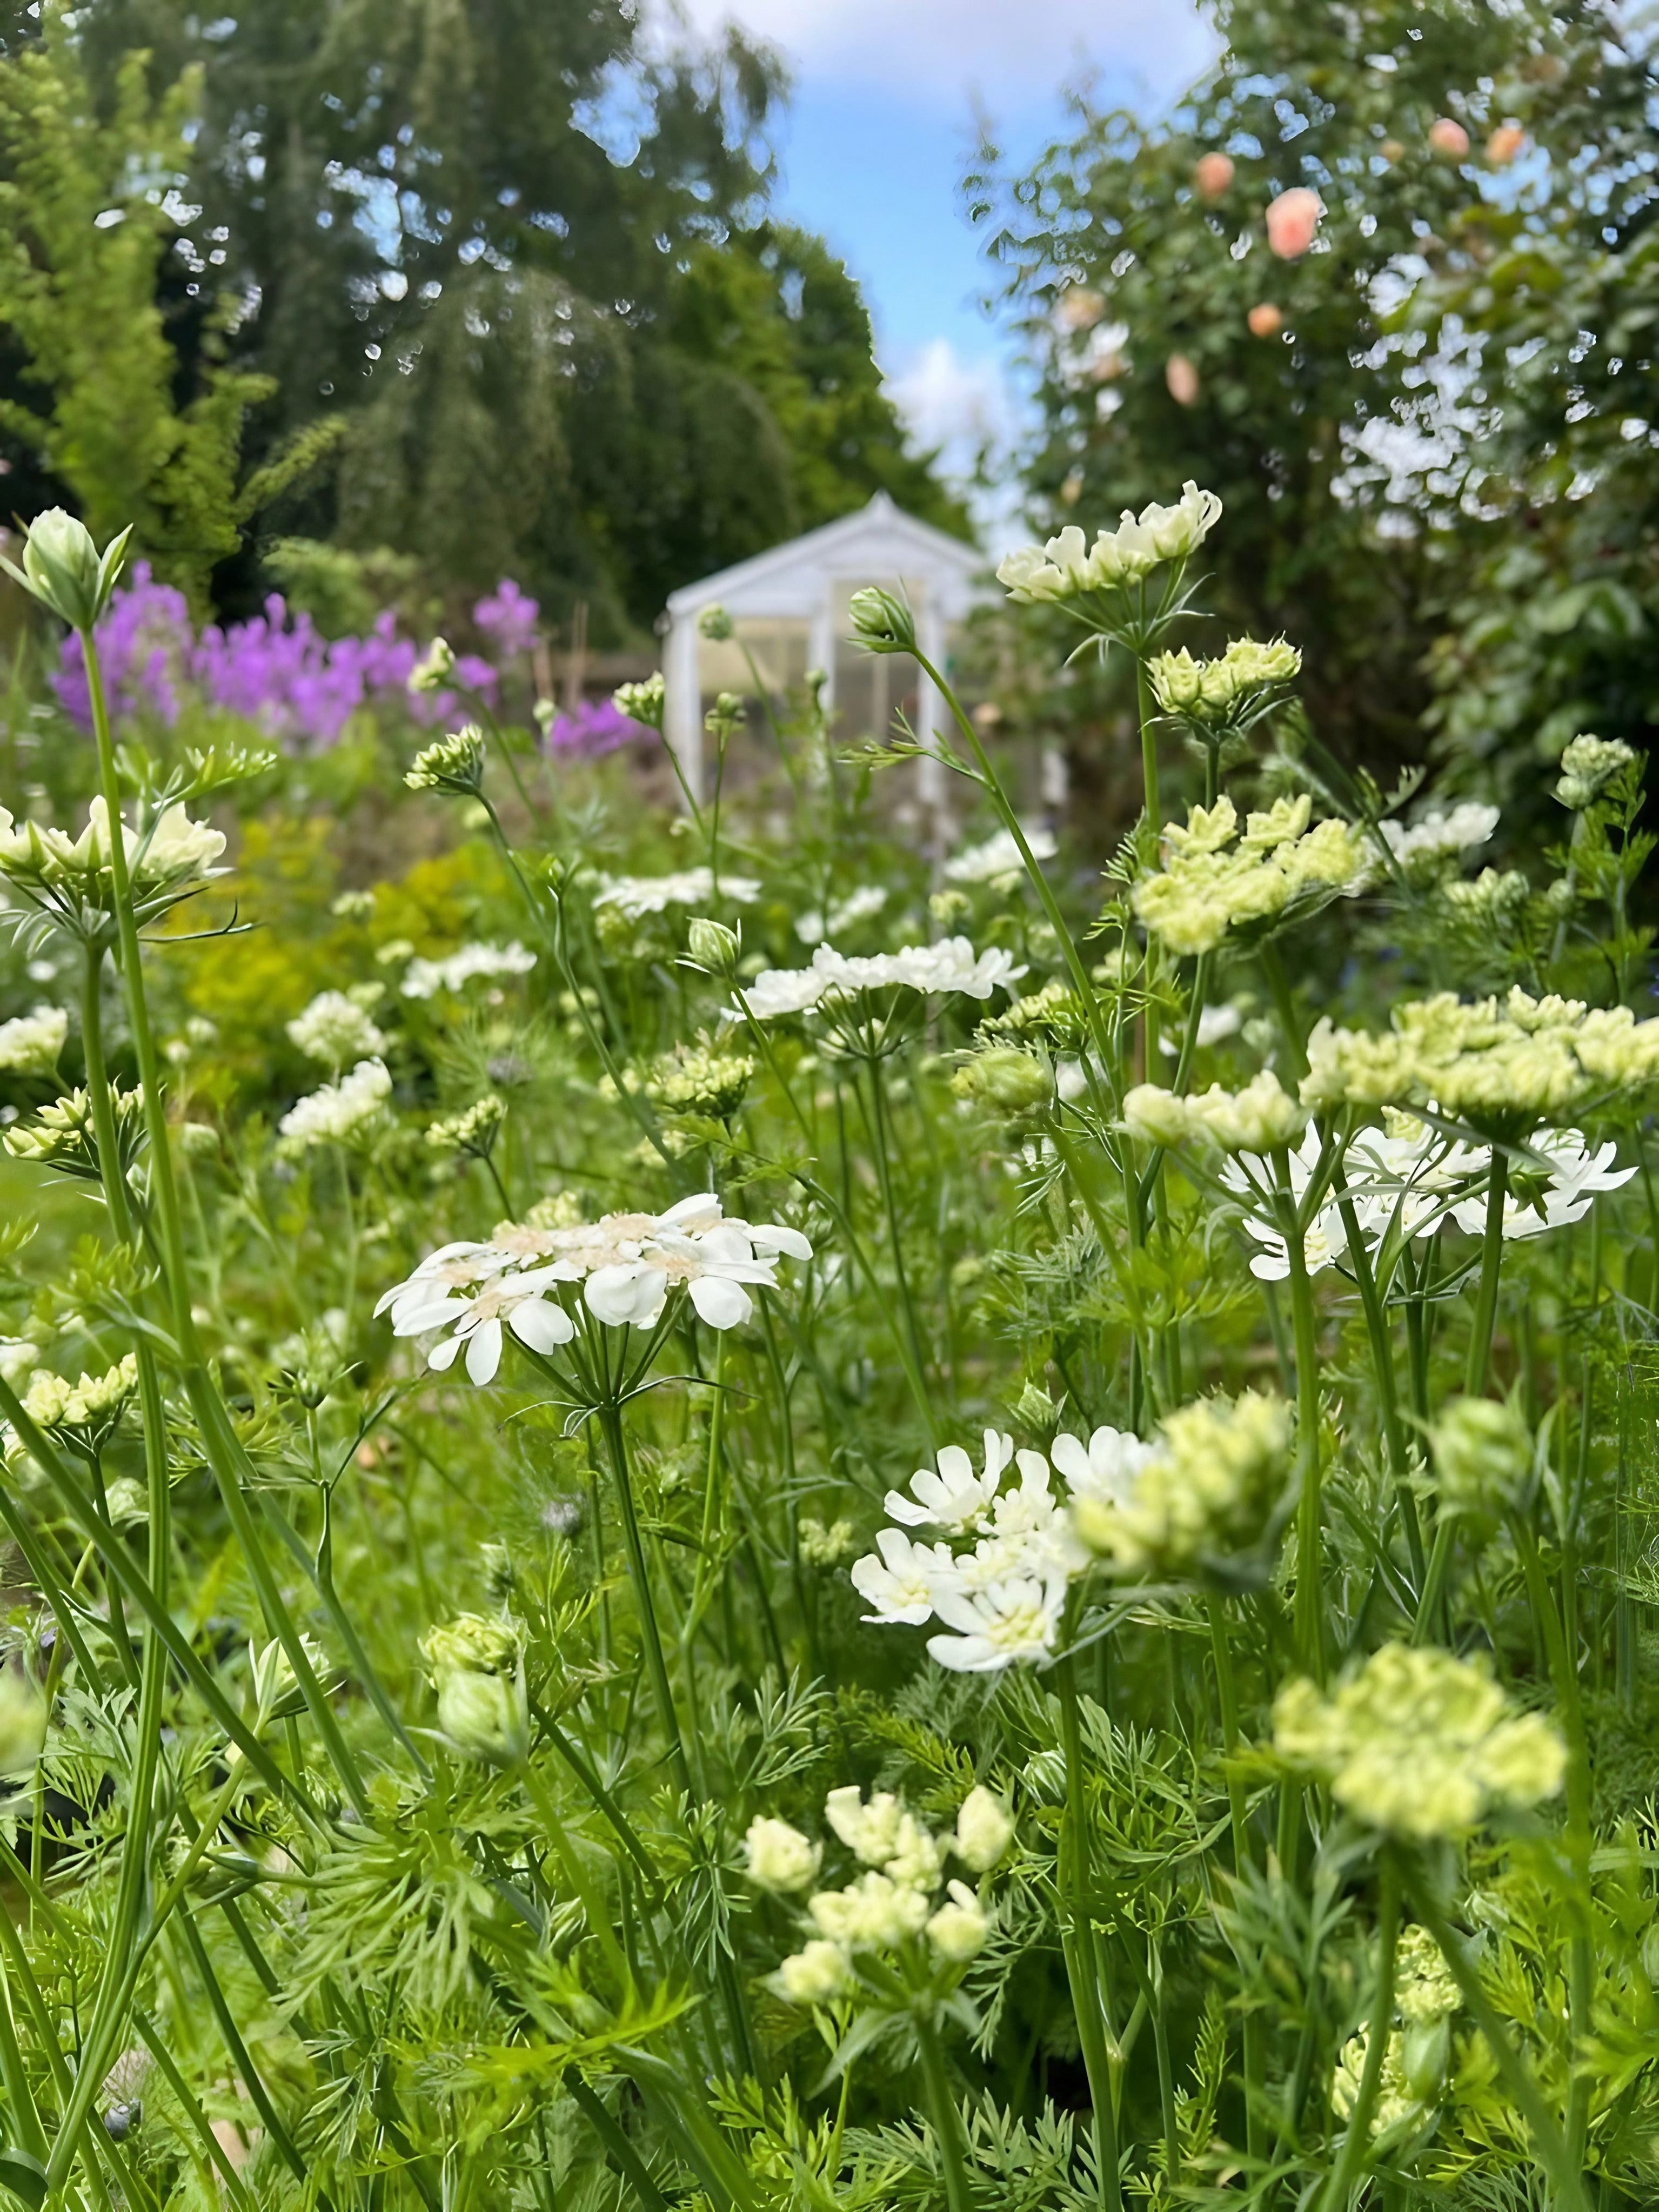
(665, 491, 985, 619)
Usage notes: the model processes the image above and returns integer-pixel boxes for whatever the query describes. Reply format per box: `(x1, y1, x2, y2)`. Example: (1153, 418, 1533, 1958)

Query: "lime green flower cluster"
(1431, 1396, 1532, 1521)
(425, 1096, 508, 1159)
(952, 1046, 1052, 1120)
(405, 727, 486, 795)
(1274, 1645, 1565, 1840)
(1133, 794, 1367, 957)
(1074, 1389, 1291, 1577)
(980, 977, 1086, 1050)
(649, 1037, 755, 1118)
(1147, 636, 1301, 721)
(4, 1082, 146, 1181)
(22, 1355, 138, 1444)
(1556, 733, 1635, 810)
(1300, 988, 1659, 1127)
(1123, 1068, 1305, 1153)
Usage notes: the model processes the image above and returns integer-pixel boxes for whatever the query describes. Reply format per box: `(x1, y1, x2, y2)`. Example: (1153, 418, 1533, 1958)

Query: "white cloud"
(886, 338, 1011, 457)
(664, 0, 1211, 111)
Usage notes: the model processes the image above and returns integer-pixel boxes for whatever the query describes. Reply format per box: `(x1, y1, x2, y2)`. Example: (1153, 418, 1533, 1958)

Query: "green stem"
(1319, 1853, 1400, 2211)
(915, 2010, 974, 2212)
(1056, 1653, 1124, 2212)
(1259, 941, 1308, 1089)
(1463, 1148, 1509, 1397)
(1404, 1871, 1590, 2212)
(1281, 1158, 1326, 1680)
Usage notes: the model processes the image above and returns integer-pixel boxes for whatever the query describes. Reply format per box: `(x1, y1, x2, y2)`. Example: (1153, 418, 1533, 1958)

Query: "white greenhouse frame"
(661, 492, 991, 813)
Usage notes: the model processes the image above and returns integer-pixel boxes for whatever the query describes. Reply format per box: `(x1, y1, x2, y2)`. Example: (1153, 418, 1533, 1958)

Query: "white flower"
(1220, 1128, 1349, 1281)
(730, 935, 1025, 1022)
(582, 1194, 810, 1332)
(592, 867, 761, 920)
(1159, 1003, 1243, 1055)
(399, 941, 537, 999)
(731, 966, 831, 1021)
(885, 1430, 1014, 1532)
(1379, 803, 1500, 869)
(286, 990, 387, 1065)
(388, 1264, 577, 1384)
(827, 885, 889, 932)
(1051, 1425, 1160, 1510)
(926, 1574, 1067, 1672)
(850, 1527, 961, 1624)
(744, 1816, 822, 1894)
(808, 1871, 932, 1950)
(945, 825, 1056, 883)
(954, 1787, 1015, 1872)
(1449, 1129, 1635, 1238)
(277, 1059, 392, 1149)
(822, 1789, 944, 1886)
(0, 1005, 67, 1076)
(927, 1880, 990, 1961)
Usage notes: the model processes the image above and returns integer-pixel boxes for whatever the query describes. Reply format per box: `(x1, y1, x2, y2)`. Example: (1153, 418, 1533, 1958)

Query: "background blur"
(0, 0, 1655, 842)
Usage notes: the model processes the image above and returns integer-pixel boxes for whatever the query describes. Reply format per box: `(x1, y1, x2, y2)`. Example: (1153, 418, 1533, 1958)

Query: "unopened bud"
(1431, 1395, 1531, 1519)
(954, 1785, 1015, 1871)
(420, 1614, 529, 1766)
(697, 604, 735, 642)
(686, 915, 739, 973)
(1, 509, 132, 631)
(847, 586, 917, 655)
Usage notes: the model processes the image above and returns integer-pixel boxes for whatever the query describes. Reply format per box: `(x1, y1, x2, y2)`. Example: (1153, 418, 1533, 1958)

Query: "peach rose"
(1266, 187, 1323, 259)
(1194, 152, 1235, 199)
(1248, 303, 1284, 338)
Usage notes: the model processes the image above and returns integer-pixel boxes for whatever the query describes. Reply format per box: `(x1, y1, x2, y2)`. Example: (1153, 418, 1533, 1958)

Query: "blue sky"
(675, 0, 1215, 494)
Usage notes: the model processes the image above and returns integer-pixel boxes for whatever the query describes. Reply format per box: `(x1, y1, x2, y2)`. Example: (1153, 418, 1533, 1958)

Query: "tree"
(0, 6, 333, 608)
(976, 0, 1659, 813)
(47, 0, 964, 635)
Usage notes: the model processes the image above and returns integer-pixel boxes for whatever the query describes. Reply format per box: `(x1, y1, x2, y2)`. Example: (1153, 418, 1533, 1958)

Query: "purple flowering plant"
(52, 568, 645, 762)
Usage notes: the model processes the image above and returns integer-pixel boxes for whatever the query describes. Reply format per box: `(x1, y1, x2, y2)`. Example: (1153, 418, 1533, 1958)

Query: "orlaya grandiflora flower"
(1220, 1113, 1636, 1282)
(583, 1194, 812, 1331)
(852, 1427, 1131, 1669)
(376, 1195, 812, 1383)
(380, 1259, 576, 1384)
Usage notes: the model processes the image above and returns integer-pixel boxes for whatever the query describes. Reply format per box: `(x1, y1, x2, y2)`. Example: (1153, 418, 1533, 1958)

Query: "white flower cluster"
(1223, 1115, 1635, 1283)
(376, 1192, 812, 1384)
(1378, 802, 1499, 871)
(593, 868, 761, 920)
(744, 1785, 1015, 2005)
(795, 886, 889, 943)
(732, 936, 1027, 1023)
(286, 989, 387, 1065)
(0, 1006, 68, 1077)
(400, 941, 537, 1000)
(944, 825, 1057, 884)
(277, 1058, 392, 1151)
(996, 483, 1222, 602)
(0, 797, 225, 893)
(851, 1425, 1150, 1670)
(1133, 794, 1368, 957)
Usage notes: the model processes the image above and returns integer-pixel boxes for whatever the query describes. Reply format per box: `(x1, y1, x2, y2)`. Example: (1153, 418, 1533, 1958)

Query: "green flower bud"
(613, 673, 665, 732)
(1431, 1395, 1531, 1519)
(420, 1614, 529, 1767)
(686, 915, 739, 974)
(1, 509, 132, 631)
(0, 1667, 47, 1777)
(954, 1786, 1015, 1872)
(409, 635, 456, 694)
(697, 604, 735, 642)
(847, 585, 917, 655)
(951, 1045, 1051, 1118)
(405, 726, 486, 795)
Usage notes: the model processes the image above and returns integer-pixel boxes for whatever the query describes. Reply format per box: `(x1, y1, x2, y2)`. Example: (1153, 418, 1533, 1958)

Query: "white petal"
(509, 1299, 575, 1351)
(427, 1332, 465, 1372)
(751, 1223, 812, 1261)
(392, 1295, 470, 1337)
(690, 1274, 753, 1330)
(1050, 1433, 1089, 1486)
(465, 1317, 503, 1384)
(882, 1491, 932, 1526)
